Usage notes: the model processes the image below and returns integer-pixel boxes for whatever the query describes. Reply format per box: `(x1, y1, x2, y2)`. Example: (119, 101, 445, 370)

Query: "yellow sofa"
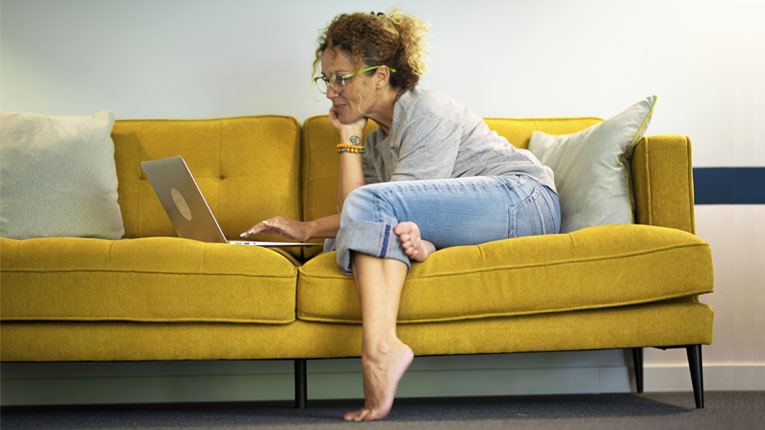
(0, 115, 714, 408)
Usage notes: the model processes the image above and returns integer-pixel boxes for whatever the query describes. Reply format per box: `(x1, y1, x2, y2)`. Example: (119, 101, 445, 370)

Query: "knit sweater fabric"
(363, 88, 556, 192)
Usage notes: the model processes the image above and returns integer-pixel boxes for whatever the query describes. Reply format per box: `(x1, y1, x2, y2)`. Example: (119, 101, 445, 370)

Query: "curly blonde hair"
(313, 9, 430, 91)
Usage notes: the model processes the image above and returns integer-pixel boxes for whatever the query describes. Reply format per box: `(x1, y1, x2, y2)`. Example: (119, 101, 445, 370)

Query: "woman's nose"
(326, 86, 340, 99)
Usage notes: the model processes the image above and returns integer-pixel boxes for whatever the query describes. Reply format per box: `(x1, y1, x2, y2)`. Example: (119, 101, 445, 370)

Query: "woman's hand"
(329, 107, 367, 143)
(241, 216, 309, 242)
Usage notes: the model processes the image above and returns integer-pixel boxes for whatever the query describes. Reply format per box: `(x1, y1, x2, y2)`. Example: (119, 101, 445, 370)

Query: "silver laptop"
(141, 156, 319, 247)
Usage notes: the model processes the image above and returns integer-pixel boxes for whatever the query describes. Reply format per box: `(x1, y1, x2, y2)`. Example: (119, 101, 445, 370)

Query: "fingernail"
(240, 232, 247, 237)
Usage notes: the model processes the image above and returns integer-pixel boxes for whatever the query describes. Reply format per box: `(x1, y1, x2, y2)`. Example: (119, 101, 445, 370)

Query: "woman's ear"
(375, 66, 392, 89)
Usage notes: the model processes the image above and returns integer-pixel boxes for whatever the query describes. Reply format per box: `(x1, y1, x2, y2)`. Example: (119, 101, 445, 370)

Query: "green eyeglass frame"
(314, 65, 397, 94)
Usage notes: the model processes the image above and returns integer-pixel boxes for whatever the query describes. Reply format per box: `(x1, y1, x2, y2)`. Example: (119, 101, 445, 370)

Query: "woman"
(243, 10, 560, 421)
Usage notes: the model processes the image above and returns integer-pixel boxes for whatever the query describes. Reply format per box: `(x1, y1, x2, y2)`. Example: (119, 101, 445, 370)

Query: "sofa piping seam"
(298, 242, 710, 280)
(296, 292, 713, 325)
(645, 137, 653, 226)
(0, 316, 297, 324)
(1, 269, 297, 278)
(686, 136, 696, 234)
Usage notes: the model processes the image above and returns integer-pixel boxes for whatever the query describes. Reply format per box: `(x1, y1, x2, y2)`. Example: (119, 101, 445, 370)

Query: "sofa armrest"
(631, 135, 696, 234)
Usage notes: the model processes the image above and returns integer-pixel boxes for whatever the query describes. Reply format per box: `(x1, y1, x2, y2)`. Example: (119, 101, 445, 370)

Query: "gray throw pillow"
(528, 95, 657, 233)
(0, 111, 124, 239)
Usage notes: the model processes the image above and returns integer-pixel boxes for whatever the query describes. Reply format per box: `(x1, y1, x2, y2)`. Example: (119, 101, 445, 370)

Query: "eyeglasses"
(313, 65, 396, 95)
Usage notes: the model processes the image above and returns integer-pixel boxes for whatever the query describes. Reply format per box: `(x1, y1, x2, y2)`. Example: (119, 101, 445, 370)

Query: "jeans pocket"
(508, 187, 556, 238)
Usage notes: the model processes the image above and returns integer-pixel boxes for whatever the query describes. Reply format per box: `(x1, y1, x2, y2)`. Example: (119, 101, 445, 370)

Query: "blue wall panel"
(693, 168, 765, 205)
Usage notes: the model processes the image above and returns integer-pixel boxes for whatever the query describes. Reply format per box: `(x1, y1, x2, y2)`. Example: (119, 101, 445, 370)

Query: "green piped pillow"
(529, 96, 657, 233)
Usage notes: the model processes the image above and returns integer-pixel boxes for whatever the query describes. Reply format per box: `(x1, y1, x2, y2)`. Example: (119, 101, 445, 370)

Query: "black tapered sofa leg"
(632, 348, 644, 393)
(295, 359, 307, 408)
(686, 345, 704, 408)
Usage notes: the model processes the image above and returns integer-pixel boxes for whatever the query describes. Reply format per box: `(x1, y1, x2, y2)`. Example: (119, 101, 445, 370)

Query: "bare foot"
(394, 222, 435, 262)
(344, 339, 414, 421)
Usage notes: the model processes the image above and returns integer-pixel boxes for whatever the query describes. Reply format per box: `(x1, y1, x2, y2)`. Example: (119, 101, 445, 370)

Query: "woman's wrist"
(304, 214, 341, 240)
(339, 131, 364, 145)
(303, 220, 315, 242)
(338, 129, 365, 154)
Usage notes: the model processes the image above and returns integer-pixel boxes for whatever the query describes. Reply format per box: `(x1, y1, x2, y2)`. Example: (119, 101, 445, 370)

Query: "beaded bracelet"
(337, 143, 366, 154)
(338, 147, 365, 154)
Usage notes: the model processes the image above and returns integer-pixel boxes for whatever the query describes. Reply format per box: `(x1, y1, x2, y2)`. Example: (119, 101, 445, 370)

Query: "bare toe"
(345, 340, 414, 421)
(394, 222, 433, 263)
(344, 408, 370, 421)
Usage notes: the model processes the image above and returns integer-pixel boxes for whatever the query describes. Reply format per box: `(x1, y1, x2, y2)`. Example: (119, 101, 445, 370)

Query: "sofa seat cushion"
(0, 237, 298, 324)
(297, 224, 713, 324)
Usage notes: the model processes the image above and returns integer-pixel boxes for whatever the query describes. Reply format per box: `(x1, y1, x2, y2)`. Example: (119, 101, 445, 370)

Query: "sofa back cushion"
(483, 117, 602, 149)
(301, 115, 602, 257)
(112, 116, 301, 250)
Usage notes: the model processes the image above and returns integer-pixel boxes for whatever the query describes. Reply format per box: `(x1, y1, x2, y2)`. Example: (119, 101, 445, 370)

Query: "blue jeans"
(327, 174, 561, 275)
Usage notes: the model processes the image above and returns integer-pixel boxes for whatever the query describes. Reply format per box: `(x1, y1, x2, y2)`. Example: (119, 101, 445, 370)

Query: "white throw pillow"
(0, 111, 124, 239)
(528, 95, 657, 233)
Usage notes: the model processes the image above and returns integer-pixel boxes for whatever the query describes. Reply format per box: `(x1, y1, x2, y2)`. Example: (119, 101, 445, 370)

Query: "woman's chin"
(332, 104, 365, 125)
(339, 113, 364, 125)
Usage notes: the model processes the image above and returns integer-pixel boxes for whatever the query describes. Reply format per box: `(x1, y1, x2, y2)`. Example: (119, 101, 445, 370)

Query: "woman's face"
(320, 48, 375, 124)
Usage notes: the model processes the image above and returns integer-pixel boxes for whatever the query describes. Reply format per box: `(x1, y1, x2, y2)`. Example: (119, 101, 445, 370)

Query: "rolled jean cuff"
(322, 237, 336, 253)
(335, 221, 410, 275)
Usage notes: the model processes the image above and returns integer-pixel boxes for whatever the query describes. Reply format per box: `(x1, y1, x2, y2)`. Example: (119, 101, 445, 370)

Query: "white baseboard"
(645, 364, 765, 392)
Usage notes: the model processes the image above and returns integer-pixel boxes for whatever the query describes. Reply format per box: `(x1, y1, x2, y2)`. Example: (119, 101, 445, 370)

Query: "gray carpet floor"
(2, 391, 763, 430)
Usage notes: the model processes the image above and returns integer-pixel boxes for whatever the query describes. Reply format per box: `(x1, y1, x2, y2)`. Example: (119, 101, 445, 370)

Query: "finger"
(241, 219, 274, 237)
(241, 225, 259, 237)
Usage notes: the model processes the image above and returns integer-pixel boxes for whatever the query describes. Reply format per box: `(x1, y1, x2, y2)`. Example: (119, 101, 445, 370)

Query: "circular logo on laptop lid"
(171, 188, 193, 221)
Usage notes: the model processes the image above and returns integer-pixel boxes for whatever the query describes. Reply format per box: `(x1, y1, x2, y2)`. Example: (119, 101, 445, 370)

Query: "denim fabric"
(329, 175, 561, 275)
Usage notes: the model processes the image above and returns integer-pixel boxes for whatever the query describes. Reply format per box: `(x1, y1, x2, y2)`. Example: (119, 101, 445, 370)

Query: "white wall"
(644, 205, 765, 392)
(1, 0, 764, 405)
(2, 0, 764, 167)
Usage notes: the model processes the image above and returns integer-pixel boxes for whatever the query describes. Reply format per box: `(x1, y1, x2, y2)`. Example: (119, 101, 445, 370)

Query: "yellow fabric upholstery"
(298, 224, 712, 324)
(0, 113, 714, 367)
(0, 300, 712, 361)
(112, 116, 303, 256)
(482, 117, 603, 149)
(0, 237, 298, 323)
(632, 135, 696, 233)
